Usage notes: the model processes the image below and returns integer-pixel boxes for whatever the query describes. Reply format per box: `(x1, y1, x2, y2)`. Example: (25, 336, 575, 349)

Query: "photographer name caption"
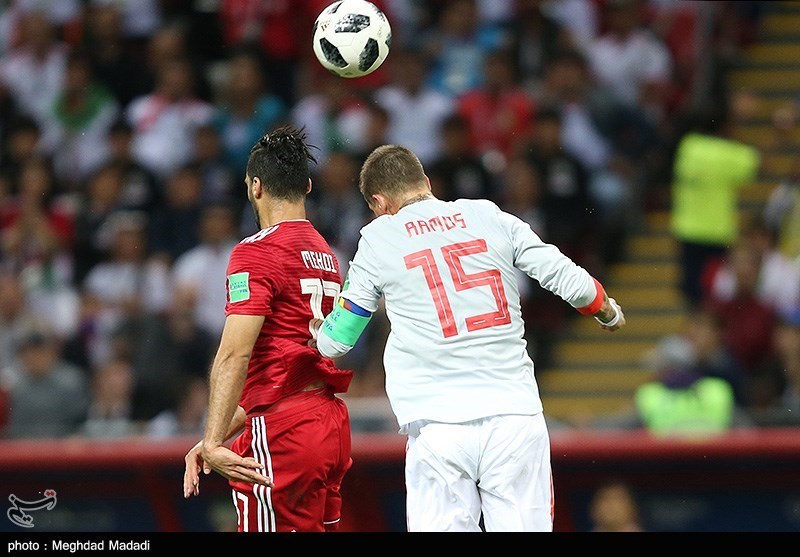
(9, 539, 151, 552)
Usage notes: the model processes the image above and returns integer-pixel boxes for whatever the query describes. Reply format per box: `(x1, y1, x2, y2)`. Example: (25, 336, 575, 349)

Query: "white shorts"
(404, 413, 553, 532)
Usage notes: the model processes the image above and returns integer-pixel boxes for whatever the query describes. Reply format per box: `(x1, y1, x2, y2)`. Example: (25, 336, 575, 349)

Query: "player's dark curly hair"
(246, 126, 317, 201)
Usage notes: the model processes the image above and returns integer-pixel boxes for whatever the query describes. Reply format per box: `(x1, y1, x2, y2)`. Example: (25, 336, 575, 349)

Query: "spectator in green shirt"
(670, 106, 761, 307)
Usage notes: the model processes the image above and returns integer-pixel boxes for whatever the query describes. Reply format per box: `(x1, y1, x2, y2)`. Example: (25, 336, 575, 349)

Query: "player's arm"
(201, 314, 272, 487)
(183, 405, 246, 498)
(317, 236, 382, 358)
(575, 278, 625, 332)
(317, 296, 373, 358)
(499, 207, 625, 332)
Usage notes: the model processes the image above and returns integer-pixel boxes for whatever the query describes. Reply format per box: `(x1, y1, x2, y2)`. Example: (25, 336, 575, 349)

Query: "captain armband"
(576, 277, 606, 316)
(321, 297, 372, 347)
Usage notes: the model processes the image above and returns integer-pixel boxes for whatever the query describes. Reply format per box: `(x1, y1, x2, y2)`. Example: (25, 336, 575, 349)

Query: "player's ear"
(306, 178, 313, 195)
(370, 193, 386, 215)
(251, 176, 263, 199)
(424, 175, 432, 193)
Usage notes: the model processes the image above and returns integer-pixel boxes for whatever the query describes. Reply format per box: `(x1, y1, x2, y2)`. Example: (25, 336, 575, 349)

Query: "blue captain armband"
(321, 297, 372, 347)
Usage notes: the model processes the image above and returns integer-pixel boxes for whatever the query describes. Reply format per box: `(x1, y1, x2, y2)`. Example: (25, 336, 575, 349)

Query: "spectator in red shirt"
(457, 48, 536, 169)
(0, 156, 74, 274)
(704, 242, 776, 379)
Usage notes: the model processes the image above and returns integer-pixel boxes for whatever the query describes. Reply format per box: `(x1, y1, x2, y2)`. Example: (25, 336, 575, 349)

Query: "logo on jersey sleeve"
(227, 272, 250, 303)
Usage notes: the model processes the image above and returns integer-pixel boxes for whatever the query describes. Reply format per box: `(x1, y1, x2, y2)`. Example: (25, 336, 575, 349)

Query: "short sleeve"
(340, 234, 382, 314)
(224, 243, 283, 316)
(730, 143, 760, 186)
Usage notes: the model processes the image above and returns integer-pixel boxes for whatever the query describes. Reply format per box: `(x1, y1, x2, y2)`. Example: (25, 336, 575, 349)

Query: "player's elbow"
(317, 330, 352, 359)
(212, 347, 251, 373)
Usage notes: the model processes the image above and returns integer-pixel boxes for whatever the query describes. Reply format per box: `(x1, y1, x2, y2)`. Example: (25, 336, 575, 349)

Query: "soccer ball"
(312, 0, 391, 79)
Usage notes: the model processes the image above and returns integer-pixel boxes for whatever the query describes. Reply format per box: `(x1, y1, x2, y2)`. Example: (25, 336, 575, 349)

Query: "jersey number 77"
(404, 239, 511, 338)
(301, 277, 341, 346)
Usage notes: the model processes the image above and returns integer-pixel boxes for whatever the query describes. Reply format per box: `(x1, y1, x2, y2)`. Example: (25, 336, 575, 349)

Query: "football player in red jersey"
(182, 126, 354, 532)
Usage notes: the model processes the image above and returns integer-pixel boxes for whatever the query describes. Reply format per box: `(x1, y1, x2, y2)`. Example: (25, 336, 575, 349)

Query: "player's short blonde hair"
(359, 145, 426, 204)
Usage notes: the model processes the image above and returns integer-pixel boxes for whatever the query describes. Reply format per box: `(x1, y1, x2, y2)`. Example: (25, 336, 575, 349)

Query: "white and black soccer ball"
(312, 0, 391, 79)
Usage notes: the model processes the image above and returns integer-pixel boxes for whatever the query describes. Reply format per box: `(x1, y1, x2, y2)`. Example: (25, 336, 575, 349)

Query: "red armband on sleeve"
(576, 277, 605, 315)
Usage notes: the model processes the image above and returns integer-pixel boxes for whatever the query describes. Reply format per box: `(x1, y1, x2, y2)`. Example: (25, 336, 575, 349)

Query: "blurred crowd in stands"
(1, 0, 796, 440)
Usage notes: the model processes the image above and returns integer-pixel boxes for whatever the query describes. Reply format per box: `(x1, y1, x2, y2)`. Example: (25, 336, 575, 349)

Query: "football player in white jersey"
(317, 145, 625, 532)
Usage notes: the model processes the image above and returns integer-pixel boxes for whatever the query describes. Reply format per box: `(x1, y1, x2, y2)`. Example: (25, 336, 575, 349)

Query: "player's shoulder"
(238, 224, 281, 246)
(359, 214, 390, 238)
(230, 225, 282, 259)
(453, 198, 521, 240)
(234, 221, 332, 257)
(452, 197, 500, 211)
(451, 197, 504, 219)
(228, 225, 293, 277)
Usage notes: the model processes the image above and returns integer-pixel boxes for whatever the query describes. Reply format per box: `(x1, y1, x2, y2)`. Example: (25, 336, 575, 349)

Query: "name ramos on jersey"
(404, 212, 466, 237)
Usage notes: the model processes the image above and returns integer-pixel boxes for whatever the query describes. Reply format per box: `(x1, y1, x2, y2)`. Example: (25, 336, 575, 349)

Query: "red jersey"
(224, 220, 352, 413)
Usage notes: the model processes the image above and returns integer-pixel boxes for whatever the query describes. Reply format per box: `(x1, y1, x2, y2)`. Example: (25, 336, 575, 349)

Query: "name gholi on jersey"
(404, 212, 467, 237)
(301, 250, 338, 273)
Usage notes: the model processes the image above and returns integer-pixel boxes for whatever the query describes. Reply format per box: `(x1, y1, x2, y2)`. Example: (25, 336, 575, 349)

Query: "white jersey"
(341, 198, 598, 429)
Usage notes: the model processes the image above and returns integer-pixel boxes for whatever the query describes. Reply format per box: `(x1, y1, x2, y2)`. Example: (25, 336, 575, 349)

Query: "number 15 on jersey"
(404, 239, 511, 338)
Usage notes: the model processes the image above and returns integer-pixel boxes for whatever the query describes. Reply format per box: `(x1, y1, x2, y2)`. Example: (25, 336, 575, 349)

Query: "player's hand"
(599, 298, 625, 332)
(183, 440, 210, 498)
(202, 445, 274, 488)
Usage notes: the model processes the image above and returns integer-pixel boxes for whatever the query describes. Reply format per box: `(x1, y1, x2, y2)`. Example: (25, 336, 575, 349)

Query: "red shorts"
(229, 388, 352, 532)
